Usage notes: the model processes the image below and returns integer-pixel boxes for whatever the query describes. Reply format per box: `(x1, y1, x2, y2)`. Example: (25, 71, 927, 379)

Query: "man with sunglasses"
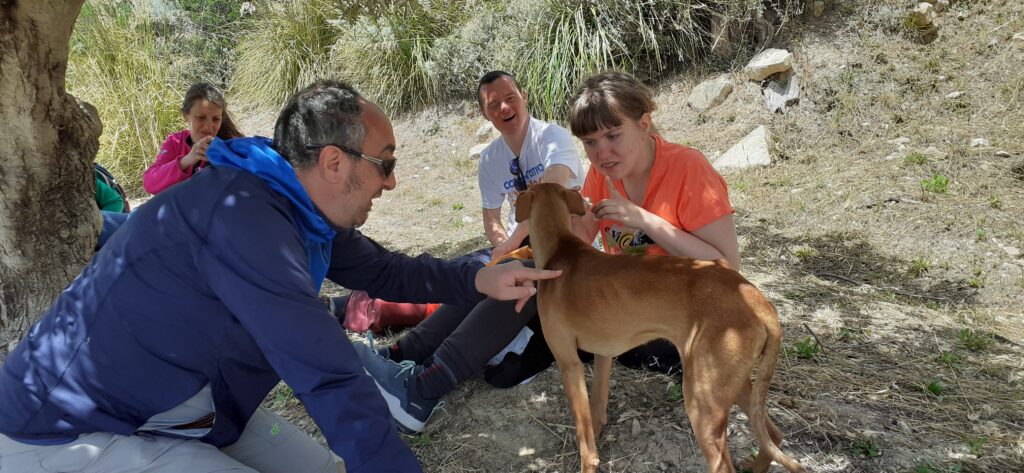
(0, 80, 561, 473)
(476, 70, 584, 258)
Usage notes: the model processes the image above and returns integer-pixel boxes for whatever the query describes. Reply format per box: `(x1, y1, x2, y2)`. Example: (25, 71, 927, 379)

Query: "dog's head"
(515, 182, 587, 223)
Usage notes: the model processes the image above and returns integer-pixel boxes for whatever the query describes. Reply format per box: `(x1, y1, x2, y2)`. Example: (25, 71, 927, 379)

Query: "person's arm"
(493, 162, 575, 258)
(195, 191, 421, 473)
(592, 178, 739, 269)
(143, 133, 195, 194)
(482, 207, 508, 248)
(326, 225, 560, 312)
(638, 213, 739, 269)
(540, 163, 572, 185)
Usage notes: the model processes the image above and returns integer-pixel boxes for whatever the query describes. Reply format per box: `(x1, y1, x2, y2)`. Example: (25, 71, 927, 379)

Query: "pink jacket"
(143, 129, 210, 194)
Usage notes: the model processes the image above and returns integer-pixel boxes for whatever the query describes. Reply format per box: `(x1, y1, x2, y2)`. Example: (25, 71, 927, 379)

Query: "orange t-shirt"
(581, 135, 734, 256)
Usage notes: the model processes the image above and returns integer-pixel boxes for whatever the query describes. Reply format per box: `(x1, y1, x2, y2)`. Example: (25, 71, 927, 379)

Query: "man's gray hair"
(273, 79, 366, 169)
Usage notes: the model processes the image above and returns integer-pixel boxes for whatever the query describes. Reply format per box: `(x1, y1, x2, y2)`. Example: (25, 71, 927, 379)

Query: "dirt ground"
(247, 1, 1024, 471)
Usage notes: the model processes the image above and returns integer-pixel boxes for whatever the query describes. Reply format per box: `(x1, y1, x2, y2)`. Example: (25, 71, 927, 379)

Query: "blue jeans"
(97, 210, 130, 249)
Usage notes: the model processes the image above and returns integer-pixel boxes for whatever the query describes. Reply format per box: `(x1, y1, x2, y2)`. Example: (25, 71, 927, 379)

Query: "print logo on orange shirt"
(604, 225, 655, 255)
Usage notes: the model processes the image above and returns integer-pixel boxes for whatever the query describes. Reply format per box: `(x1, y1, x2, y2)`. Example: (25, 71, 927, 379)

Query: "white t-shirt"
(478, 116, 583, 231)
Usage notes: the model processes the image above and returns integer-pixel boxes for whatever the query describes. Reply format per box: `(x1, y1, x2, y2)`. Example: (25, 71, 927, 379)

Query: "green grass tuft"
(231, 0, 341, 108)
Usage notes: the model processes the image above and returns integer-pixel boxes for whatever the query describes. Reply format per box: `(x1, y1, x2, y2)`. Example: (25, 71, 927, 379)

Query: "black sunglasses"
(509, 156, 527, 192)
(305, 144, 397, 177)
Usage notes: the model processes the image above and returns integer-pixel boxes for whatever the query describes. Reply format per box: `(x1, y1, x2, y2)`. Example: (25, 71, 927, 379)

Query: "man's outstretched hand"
(474, 261, 562, 312)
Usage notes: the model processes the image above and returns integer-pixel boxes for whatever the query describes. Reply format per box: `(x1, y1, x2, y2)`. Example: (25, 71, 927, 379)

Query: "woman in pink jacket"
(143, 82, 244, 194)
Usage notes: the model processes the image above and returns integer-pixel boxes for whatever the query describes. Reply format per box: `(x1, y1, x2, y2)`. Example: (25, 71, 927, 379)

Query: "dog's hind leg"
(589, 355, 613, 438)
(544, 324, 600, 472)
(683, 352, 748, 473)
(736, 381, 783, 473)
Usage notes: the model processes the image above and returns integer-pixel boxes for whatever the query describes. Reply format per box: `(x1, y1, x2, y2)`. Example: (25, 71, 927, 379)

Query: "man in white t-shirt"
(476, 71, 584, 258)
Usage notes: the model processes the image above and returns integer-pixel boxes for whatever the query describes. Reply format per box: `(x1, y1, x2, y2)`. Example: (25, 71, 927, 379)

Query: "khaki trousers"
(0, 408, 343, 473)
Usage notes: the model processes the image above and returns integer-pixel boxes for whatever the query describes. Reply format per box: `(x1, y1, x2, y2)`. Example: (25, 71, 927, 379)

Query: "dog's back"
(538, 235, 776, 359)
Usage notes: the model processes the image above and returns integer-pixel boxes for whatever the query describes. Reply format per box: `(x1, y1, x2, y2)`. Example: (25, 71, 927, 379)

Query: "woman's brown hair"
(567, 71, 657, 137)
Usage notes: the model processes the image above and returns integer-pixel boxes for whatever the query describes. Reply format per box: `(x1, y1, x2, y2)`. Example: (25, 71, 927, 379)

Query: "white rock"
(632, 419, 641, 435)
(475, 123, 496, 143)
(713, 126, 772, 171)
(994, 151, 1011, 158)
(743, 49, 793, 81)
(763, 75, 801, 113)
(888, 137, 911, 145)
(969, 138, 991, 148)
(461, 215, 474, 224)
(469, 143, 488, 159)
(687, 75, 734, 112)
(945, 91, 964, 99)
(911, 3, 936, 27)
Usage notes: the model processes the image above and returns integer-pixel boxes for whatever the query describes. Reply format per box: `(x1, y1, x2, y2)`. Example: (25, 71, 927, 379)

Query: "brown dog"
(515, 183, 806, 473)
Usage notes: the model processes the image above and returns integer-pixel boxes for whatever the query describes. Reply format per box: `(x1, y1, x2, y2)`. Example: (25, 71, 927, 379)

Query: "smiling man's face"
(479, 76, 529, 138)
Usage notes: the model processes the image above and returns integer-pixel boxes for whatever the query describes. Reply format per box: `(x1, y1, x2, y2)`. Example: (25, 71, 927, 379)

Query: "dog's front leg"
(556, 355, 600, 473)
(589, 355, 612, 438)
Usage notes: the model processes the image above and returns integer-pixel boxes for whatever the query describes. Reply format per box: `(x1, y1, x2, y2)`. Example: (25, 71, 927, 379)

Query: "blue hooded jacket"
(0, 137, 484, 472)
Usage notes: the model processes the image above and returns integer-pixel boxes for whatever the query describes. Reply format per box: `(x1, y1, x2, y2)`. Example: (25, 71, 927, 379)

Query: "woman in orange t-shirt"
(569, 71, 740, 373)
(572, 71, 739, 268)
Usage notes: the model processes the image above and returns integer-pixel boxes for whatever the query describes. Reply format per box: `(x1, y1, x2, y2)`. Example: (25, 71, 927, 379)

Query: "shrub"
(231, 0, 342, 108)
(332, 0, 474, 115)
(68, 2, 184, 197)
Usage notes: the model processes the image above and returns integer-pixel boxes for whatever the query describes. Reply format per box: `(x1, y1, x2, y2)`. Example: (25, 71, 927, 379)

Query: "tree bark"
(0, 0, 101, 358)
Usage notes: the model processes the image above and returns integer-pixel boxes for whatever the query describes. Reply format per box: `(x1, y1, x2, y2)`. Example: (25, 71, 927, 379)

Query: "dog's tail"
(749, 304, 806, 473)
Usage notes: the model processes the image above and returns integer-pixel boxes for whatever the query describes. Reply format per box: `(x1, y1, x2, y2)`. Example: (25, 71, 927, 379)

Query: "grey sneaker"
(350, 341, 443, 433)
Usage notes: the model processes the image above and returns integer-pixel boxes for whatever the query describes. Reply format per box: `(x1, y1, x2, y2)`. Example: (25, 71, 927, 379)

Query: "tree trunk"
(0, 0, 101, 358)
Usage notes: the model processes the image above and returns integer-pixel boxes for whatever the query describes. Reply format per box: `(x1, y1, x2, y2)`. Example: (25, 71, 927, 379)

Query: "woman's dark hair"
(181, 82, 244, 140)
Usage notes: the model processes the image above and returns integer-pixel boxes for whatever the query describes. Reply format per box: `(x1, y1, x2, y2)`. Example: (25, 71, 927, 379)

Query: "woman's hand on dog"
(475, 261, 562, 312)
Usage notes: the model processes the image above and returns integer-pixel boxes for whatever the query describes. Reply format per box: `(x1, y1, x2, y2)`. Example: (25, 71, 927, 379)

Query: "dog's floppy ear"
(562, 188, 587, 216)
(514, 190, 534, 223)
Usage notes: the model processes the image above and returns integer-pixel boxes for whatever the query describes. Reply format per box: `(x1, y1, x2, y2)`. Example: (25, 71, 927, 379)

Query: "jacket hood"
(206, 137, 336, 245)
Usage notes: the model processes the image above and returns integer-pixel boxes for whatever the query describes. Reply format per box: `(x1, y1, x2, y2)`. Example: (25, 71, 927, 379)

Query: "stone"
(763, 75, 800, 113)
(995, 151, 1011, 158)
(969, 138, 991, 148)
(911, 3, 936, 27)
(239, 1, 256, 16)
(461, 215, 474, 224)
(475, 122, 496, 143)
(743, 49, 793, 82)
(687, 75, 734, 112)
(632, 419, 642, 435)
(713, 126, 772, 171)
(888, 137, 912, 145)
(469, 143, 488, 159)
(945, 91, 964, 99)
